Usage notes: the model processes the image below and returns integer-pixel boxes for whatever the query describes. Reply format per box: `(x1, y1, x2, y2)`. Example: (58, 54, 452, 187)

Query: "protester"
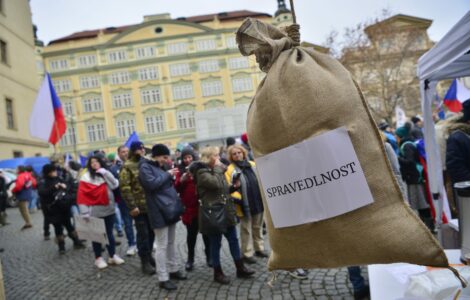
(139, 144, 186, 290)
(120, 141, 155, 275)
(111, 145, 137, 256)
(395, 122, 413, 146)
(38, 164, 85, 254)
(446, 100, 470, 184)
(347, 266, 370, 300)
(225, 144, 267, 264)
(379, 131, 407, 201)
(0, 171, 8, 226)
(190, 146, 254, 284)
(12, 165, 37, 230)
(240, 132, 254, 161)
(411, 116, 424, 140)
(378, 122, 399, 154)
(25, 165, 39, 213)
(78, 155, 125, 269)
(67, 161, 82, 222)
(174, 147, 211, 271)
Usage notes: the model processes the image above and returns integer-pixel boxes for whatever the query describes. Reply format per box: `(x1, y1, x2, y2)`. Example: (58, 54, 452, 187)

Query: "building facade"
(0, 0, 50, 159)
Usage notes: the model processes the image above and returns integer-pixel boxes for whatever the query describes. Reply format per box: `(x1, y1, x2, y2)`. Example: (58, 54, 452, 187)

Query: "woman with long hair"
(190, 146, 254, 284)
(77, 155, 125, 269)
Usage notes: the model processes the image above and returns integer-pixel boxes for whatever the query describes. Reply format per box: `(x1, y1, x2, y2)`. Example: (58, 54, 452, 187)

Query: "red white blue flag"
(443, 78, 470, 112)
(29, 73, 67, 145)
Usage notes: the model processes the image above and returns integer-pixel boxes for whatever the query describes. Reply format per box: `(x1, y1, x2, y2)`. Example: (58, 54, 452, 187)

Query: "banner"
(395, 106, 406, 128)
(75, 216, 107, 244)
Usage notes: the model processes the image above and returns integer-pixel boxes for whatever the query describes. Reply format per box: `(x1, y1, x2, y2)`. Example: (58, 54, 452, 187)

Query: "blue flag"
(79, 155, 88, 167)
(125, 131, 140, 148)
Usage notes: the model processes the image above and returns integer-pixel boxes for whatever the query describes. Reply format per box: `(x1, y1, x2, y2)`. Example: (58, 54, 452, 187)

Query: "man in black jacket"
(0, 171, 8, 226)
(447, 100, 470, 184)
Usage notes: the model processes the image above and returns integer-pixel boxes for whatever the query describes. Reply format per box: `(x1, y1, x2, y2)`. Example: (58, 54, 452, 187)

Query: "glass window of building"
(87, 122, 106, 142)
(228, 57, 250, 70)
(82, 96, 102, 113)
(145, 114, 165, 134)
(77, 55, 97, 67)
(135, 46, 156, 59)
(167, 42, 188, 55)
(201, 80, 223, 97)
(138, 66, 159, 81)
(232, 77, 253, 93)
(115, 119, 136, 138)
(112, 92, 133, 109)
(169, 63, 190, 77)
(49, 58, 68, 71)
(176, 110, 195, 129)
(79, 75, 100, 89)
(226, 36, 237, 49)
(5, 98, 14, 129)
(109, 71, 130, 85)
(107, 50, 127, 63)
(172, 83, 194, 100)
(141, 88, 162, 105)
(53, 79, 72, 93)
(63, 101, 74, 116)
(195, 39, 216, 51)
(59, 127, 77, 147)
(0, 40, 7, 64)
(199, 60, 219, 73)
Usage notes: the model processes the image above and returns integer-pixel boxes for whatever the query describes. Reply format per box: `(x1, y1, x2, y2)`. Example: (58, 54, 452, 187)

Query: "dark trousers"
(134, 213, 155, 258)
(41, 205, 52, 237)
(347, 266, 365, 292)
(0, 196, 6, 213)
(92, 214, 116, 258)
(208, 225, 241, 268)
(52, 217, 74, 237)
(186, 217, 210, 262)
(118, 200, 136, 247)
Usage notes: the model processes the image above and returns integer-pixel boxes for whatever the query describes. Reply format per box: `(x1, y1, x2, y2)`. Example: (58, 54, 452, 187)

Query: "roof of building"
(48, 10, 271, 45)
(365, 14, 433, 35)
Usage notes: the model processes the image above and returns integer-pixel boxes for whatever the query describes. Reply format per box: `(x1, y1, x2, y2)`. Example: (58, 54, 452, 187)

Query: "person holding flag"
(443, 78, 470, 113)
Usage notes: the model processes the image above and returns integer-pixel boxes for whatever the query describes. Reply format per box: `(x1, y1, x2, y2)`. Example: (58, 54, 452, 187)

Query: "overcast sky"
(30, 0, 468, 46)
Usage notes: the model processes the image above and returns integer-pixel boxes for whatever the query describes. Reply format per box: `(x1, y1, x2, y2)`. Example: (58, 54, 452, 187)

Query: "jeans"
(208, 225, 241, 268)
(186, 217, 210, 262)
(347, 266, 365, 292)
(154, 224, 178, 281)
(28, 191, 38, 210)
(118, 200, 136, 247)
(92, 214, 116, 258)
(70, 205, 79, 227)
(134, 213, 154, 259)
(114, 206, 123, 233)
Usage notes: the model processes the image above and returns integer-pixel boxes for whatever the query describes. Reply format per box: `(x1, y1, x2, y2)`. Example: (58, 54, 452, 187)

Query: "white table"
(368, 249, 461, 300)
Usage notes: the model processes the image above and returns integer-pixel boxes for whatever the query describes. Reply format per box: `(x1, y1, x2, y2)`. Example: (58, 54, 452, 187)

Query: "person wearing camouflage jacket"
(119, 141, 155, 275)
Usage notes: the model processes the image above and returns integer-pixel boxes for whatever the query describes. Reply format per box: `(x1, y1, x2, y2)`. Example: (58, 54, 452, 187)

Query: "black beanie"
(151, 144, 170, 157)
(42, 163, 56, 177)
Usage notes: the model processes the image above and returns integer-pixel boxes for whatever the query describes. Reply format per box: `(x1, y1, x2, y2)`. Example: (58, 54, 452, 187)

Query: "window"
(115, 119, 136, 138)
(172, 84, 194, 100)
(79, 76, 100, 89)
(53, 79, 72, 93)
(135, 46, 156, 59)
(169, 63, 190, 77)
(82, 96, 102, 113)
(141, 88, 162, 105)
(5, 98, 14, 129)
(13, 151, 24, 158)
(0, 39, 7, 64)
(77, 55, 97, 67)
(87, 123, 106, 142)
(176, 111, 195, 129)
(107, 50, 127, 63)
(195, 39, 216, 51)
(109, 71, 130, 85)
(59, 126, 77, 147)
(199, 60, 219, 73)
(145, 114, 165, 134)
(167, 42, 188, 55)
(0, 0, 4, 14)
(201, 80, 223, 97)
(49, 59, 68, 71)
(228, 57, 249, 70)
(112, 93, 133, 109)
(232, 77, 253, 93)
(36, 60, 44, 73)
(226, 36, 237, 49)
(138, 66, 159, 81)
(63, 101, 74, 116)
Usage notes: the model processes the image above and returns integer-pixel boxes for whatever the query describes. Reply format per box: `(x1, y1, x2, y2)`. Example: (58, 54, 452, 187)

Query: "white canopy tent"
(417, 11, 470, 225)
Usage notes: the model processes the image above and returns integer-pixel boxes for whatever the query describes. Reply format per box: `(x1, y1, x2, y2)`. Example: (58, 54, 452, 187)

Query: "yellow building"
(42, 4, 326, 155)
(0, 0, 50, 159)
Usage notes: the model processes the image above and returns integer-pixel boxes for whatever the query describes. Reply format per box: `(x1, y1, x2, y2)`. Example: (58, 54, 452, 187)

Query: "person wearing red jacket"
(12, 165, 37, 230)
(174, 148, 210, 271)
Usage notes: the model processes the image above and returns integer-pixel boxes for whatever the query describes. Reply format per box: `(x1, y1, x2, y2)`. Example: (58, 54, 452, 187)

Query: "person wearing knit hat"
(240, 132, 254, 161)
(139, 143, 186, 290)
(130, 141, 144, 154)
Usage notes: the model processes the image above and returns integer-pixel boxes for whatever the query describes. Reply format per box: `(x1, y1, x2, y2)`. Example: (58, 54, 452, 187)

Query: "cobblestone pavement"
(1, 208, 367, 299)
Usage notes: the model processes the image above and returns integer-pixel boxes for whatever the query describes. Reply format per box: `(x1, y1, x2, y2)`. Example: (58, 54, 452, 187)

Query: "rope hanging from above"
(287, 0, 300, 46)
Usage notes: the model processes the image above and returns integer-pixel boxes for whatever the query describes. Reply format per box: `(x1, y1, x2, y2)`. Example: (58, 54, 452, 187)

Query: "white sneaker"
(95, 257, 108, 269)
(126, 245, 137, 256)
(108, 254, 125, 265)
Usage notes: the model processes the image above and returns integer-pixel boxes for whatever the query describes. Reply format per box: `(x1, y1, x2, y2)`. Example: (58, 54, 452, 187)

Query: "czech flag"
(443, 78, 470, 113)
(29, 73, 67, 145)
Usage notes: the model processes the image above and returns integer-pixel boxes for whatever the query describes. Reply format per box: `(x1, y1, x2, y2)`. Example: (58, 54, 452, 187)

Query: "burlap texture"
(237, 18, 448, 270)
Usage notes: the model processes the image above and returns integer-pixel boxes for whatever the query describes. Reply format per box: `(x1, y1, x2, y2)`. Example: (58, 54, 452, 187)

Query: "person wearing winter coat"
(174, 147, 210, 271)
(190, 146, 254, 285)
(139, 144, 186, 291)
(38, 164, 85, 254)
(12, 165, 37, 230)
(0, 171, 8, 226)
(446, 100, 470, 184)
(225, 144, 267, 264)
(77, 155, 125, 269)
(119, 141, 155, 275)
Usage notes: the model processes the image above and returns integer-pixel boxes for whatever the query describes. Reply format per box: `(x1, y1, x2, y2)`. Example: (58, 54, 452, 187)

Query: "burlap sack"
(236, 18, 448, 270)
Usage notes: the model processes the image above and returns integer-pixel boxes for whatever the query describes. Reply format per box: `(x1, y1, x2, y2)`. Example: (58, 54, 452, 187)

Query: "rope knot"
(286, 23, 301, 46)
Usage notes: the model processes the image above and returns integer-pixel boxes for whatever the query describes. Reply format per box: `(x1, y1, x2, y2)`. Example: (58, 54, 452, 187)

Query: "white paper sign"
(75, 216, 108, 244)
(255, 127, 374, 228)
